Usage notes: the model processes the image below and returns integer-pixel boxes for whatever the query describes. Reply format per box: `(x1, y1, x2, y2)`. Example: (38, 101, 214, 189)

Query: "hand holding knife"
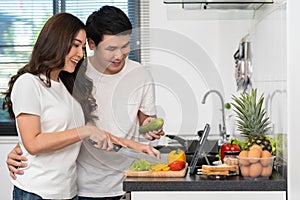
(112, 143, 164, 164)
(87, 132, 126, 151)
(88, 135, 163, 164)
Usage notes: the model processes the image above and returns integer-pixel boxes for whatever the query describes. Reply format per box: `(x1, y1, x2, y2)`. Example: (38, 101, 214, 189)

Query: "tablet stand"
(189, 124, 211, 175)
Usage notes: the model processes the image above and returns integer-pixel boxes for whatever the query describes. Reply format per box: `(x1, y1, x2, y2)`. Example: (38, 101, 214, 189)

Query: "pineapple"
(231, 88, 274, 155)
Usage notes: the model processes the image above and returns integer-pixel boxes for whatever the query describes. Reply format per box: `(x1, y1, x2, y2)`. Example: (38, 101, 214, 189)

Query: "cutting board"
(125, 163, 188, 177)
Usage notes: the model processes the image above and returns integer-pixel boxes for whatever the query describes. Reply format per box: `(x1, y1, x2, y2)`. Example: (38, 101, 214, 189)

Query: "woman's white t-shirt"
(11, 73, 85, 199)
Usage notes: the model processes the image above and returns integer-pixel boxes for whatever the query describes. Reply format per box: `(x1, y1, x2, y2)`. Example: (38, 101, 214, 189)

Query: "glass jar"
(223, 151, 240, 174)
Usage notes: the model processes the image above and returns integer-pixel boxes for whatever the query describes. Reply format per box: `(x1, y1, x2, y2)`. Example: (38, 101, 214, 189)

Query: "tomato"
(168, 160, 186, 171)
(167, 149, 186, 164)
(220, 141, 241, 163)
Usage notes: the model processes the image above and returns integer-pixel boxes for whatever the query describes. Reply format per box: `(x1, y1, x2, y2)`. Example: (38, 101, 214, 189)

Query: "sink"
(158, 149, 218, 166)
(163, 134, 218, 152)
(154, 135, 219, 165)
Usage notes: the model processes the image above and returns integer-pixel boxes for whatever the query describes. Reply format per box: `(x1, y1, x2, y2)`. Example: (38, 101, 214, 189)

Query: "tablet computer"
(189, 123, 210, 175)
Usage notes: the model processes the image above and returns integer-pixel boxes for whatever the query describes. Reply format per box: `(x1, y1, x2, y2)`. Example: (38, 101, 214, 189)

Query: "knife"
(113, 144, 165, 164)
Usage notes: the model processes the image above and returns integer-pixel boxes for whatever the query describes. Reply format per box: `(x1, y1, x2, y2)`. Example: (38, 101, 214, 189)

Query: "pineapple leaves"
(230, 88, 271, 136)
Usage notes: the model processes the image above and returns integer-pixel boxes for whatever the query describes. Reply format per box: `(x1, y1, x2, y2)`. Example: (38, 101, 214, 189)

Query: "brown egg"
(249, 162, 263, 178)
(248, 148, 262, 163)
(261, 150, 272, 157)
(238, 150, 249, 166)
(239, 150, 248, 157)
(240, 165, 250, 177)
(250, 144, 263, 153)
(261, 165, 273, 177)
(260, 150, 273, 166)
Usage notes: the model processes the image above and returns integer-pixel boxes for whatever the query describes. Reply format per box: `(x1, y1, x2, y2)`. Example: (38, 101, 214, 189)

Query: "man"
(6, 6, 164, 200)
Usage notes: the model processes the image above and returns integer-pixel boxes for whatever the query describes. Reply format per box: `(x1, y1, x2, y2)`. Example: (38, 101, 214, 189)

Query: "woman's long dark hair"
(2, 13, 97, 123)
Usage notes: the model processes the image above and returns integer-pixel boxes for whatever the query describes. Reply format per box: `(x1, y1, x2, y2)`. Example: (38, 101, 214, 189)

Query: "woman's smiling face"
(63, 29, 86, 73)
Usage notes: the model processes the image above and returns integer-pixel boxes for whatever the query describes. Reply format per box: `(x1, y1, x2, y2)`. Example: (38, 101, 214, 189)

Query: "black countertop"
(123, 168, 287, 192)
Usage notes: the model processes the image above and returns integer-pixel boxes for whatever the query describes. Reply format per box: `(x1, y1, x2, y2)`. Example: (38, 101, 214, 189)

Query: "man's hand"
(6, 145, 27, 180)
(142, 117, 165, 141)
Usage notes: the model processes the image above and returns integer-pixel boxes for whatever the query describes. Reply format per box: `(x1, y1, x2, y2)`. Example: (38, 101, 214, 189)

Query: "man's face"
(90, 34, 130, 75)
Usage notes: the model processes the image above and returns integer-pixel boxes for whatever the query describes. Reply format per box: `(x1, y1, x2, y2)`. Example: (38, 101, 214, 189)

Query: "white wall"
(148, 1, 286, 144)
(148, 1, 253, 137)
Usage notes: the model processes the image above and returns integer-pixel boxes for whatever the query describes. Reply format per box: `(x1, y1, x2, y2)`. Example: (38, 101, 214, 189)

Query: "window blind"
(0, 0, 53, 127)
(139, 0, 150, 64)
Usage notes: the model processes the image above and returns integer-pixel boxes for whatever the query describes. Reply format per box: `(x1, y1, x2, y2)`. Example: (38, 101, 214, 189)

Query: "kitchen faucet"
(202, 89, 228, 144)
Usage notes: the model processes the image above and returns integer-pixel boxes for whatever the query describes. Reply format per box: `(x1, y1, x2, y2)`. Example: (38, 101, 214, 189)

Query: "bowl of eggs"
(237, 144, 275, 179)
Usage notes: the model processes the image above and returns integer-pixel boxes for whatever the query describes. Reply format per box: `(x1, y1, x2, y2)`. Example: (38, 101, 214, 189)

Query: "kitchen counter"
(123, 168, 286, 192)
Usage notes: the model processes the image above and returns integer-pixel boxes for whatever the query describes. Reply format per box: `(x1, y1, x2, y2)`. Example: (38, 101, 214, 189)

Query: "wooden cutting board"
(125, 163, 188, 177)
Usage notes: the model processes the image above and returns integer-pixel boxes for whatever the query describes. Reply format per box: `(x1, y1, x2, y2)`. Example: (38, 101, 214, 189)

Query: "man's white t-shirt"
(76, 58, 156, 197)
(11, 73, 85, 199)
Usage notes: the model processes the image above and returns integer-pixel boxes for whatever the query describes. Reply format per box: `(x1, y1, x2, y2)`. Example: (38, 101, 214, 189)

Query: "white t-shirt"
(76, 58, 156, 197)
(11, 73, 85, 199)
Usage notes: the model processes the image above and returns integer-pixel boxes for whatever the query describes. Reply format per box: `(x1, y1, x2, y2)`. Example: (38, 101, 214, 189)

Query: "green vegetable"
(229, 137, 245, 150)
(139, 118, 164, 134)
(129, 159, 152, 171)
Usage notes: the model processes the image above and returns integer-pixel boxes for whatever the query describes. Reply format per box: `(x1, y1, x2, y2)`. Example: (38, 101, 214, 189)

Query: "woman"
(2, 13, 124, 199)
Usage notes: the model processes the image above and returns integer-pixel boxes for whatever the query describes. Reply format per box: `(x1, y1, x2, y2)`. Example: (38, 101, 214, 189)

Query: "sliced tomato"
(168, 160, 186, 171)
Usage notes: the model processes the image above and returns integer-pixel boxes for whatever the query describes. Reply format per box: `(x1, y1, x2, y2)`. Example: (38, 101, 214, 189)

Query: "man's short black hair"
(86, 5, 133, 46)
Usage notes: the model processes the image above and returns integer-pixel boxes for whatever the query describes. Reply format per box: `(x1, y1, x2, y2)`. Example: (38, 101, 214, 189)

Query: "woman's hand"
(86, 126, 126, 150)
(139, 143, 161, 158)
(6, 144, 27, 180)
(142, 117, 165, 141)
(128, 140, 161, 159)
